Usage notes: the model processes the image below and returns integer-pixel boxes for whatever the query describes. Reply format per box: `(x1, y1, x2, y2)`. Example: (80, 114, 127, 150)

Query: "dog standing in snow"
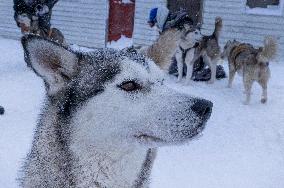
(176, 17, 223, 85)
(221, 36, 277, 104)
(19, 35, 213, 188)
(175, 25, 202, 84)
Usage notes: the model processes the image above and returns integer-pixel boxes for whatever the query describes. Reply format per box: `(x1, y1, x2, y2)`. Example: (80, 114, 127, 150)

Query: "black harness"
(179, 42, 199, 63)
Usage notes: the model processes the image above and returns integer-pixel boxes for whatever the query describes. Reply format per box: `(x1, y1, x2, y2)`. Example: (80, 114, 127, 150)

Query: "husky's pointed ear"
(21, 35, 79, 96)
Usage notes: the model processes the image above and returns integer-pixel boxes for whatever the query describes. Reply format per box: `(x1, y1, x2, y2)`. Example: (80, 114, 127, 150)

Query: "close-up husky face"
(22, 35, 212, 150)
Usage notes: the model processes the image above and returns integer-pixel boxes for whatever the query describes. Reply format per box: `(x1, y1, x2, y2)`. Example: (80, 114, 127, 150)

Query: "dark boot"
(169, 57, 226, 81)
(0, 106, 4, 115)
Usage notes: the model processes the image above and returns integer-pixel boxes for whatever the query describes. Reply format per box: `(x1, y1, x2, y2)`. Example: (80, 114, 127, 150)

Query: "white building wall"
(0, 1, 21, 40)
(52, 0, 108, 48)
(0, 0, 108, 48)
(202, 0, 284, 60)
(132, 0, 167, 46)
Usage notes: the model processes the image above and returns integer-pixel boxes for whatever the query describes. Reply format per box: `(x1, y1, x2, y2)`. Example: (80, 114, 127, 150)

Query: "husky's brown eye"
(118, 81, 141, 92)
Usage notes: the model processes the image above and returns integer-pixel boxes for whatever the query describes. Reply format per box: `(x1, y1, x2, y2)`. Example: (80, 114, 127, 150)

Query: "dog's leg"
(227, 64, 236, 88)
(185, 50, 195, 85)
(203, 55, 216, 84)
(185, 63, 194, 85)
(209, 58, 217, 84)
(228, 70, 236, 88)
(209, 61, 217, 84)
(243, 75, 254, 105)
(258, 80, 268, 104)
(176, 51, 183, 83)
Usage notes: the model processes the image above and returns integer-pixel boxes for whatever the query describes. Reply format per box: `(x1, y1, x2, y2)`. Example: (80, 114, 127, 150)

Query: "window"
(247, 0, 279, 8)
(245, 0, 284, 16)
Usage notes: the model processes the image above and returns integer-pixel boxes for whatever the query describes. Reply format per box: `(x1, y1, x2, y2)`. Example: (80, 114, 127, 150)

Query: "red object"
(108, 0, 135, 42)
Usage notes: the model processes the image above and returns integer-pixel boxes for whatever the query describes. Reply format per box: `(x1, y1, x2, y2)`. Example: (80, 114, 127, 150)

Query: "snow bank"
(0, 38, 44, 188)
(107, 35, 133, 49)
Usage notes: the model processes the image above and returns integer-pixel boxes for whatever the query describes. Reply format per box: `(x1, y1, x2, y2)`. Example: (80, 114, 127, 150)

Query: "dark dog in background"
(14, 0, 65, 45)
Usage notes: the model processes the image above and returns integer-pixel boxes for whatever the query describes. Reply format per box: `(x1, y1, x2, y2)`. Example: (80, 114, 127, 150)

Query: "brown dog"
(141, 28, 183, 70)
(221, 37, 277, 104)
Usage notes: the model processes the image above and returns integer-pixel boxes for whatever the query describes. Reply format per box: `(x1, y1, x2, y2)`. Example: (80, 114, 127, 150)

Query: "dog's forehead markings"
(71, 48, 153, 98)
(120, 58, 149, 77)
(81, 48, 150, 76)
(81, 47, 149, 68)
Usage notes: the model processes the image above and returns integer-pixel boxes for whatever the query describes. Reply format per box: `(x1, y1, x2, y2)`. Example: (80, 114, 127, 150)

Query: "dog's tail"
(213, 17, 223, 39)
(257, 36, 278, 62)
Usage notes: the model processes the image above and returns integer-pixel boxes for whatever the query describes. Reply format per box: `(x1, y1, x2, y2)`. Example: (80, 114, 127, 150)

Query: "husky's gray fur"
(221, 36, 277, 104)
(20, 35, 213, 188)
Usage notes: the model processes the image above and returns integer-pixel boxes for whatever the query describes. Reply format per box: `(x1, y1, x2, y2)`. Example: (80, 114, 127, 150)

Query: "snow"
(107, 35, 133, 49)
(0, 38, 44, 188)
(121, 0, 134, 4)
(0, 37, 284, 188)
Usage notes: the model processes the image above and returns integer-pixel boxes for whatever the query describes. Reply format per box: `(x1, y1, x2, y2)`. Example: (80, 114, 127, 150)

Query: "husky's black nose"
(191, 99, 213, 120)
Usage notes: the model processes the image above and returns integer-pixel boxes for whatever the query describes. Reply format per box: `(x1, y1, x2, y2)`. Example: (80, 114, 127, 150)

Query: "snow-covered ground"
(0, 37, 284, 188)
(107, 35, 133, 49)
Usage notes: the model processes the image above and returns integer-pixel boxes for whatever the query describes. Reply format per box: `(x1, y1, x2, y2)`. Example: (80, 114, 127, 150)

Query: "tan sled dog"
(142, 28, 183, 70)
(221, 37, 277, 104)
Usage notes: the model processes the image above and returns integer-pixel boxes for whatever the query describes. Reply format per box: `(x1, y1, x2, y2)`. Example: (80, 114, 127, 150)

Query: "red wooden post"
(108, 0, 135, 42)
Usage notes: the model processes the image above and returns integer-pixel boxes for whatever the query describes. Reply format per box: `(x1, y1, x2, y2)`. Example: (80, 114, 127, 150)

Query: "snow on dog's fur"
(19, 35, 213, 188)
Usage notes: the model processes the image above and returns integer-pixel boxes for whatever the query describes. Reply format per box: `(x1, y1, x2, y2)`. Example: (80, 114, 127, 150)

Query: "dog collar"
(179, 42, 199, 53)
(179, 42, 199, 63)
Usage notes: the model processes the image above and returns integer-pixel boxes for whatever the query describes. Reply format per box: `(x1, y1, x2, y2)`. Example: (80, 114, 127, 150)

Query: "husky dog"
(141, 26, 201, 74)
(179, 17, 223, 84)
(221, 37, 277, 104)
(175, 25, 202, 84)
(20, 35, 213, 188)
